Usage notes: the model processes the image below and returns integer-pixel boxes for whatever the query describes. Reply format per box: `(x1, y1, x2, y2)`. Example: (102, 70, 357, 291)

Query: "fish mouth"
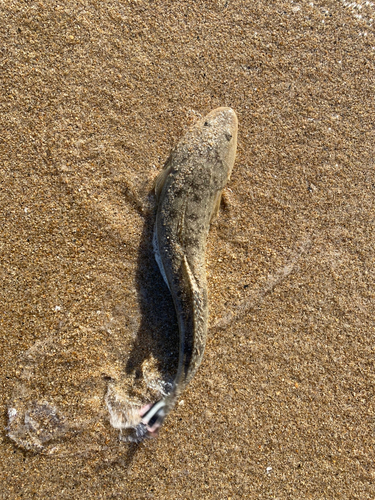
(140, 400, 167, 436)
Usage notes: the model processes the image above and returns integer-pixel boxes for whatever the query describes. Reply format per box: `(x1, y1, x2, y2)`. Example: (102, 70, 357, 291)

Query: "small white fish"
(141, 107, 238, 436)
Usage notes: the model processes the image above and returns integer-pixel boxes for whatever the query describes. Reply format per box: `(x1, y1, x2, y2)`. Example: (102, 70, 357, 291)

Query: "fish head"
(201, 107, 238, 138)
(197, 107, 238, 177)
(161, 107, 238, 190)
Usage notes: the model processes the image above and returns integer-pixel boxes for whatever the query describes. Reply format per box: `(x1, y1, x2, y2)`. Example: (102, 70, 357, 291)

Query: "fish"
(140, 107, 238, 436)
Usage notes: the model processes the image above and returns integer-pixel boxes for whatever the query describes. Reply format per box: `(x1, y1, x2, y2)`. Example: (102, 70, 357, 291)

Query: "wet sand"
(1, 0, 374, 498)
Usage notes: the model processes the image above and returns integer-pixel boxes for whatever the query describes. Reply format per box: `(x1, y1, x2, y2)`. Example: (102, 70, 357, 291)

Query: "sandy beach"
(1, 0, 374, 498)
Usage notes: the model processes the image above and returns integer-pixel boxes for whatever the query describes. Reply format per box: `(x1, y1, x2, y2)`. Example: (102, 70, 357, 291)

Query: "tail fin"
(140, 400, 167, 434)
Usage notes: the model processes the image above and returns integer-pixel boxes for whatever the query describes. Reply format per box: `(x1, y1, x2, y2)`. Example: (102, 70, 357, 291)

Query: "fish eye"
(204, 121, 210, 127)
(225, 133, 232, 141)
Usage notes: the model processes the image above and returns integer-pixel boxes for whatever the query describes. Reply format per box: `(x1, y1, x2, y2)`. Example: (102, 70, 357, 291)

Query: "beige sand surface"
(1, 0, 374, 498)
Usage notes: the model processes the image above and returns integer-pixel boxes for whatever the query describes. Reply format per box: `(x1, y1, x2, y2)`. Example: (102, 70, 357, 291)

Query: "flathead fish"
(141, 107, 238, 436)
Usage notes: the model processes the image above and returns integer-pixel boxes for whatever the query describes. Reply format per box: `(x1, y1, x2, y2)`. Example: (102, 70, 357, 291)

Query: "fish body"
(141, 107, 238, 435)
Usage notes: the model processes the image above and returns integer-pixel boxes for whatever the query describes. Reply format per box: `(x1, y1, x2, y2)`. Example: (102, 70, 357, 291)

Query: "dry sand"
(1, 0, 374, 498)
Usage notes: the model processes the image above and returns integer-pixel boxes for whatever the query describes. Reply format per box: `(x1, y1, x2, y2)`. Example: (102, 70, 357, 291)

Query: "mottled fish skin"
(141, 107, 238, 435)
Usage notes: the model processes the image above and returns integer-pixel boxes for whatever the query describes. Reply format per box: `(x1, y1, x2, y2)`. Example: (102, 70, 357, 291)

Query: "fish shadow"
(124, 190, 179, 391)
